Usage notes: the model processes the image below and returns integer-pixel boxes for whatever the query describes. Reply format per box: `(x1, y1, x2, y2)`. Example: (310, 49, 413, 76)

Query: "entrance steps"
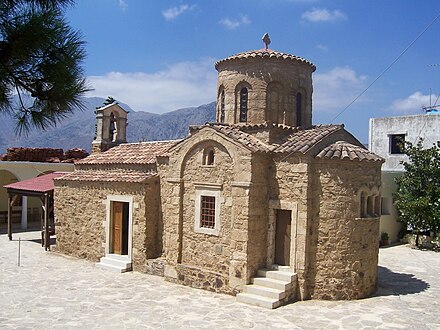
(236, 266, 297, 309)
(96, 254, 132, 273)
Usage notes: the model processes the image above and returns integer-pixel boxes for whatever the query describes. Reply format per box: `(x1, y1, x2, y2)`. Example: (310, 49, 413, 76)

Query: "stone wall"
(307, 159, 381, 299)
(159, 128, 254, 294)
(269, 154, 311, 299)
(246, 153, 270, 279)
(54, 179, 158, 271)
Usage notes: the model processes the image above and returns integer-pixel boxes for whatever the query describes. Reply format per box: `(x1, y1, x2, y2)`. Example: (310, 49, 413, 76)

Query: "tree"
(394, 138, 440, 246)
(0, 0, 89, 134)
(103, 96, 116, 105)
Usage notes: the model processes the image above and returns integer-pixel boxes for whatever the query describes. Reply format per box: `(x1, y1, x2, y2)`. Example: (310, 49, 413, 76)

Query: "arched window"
(296, 93, 302, 127)
(239, 87, 248, 122)
(374, 196, 381, 216)
(203, 148, 215, 166)
(220, 90, 225, 123)
(367, 196, 374, 216)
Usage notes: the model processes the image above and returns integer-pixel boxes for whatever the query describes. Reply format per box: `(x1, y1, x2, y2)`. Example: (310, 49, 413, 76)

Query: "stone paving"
(0, 228, 439, 329)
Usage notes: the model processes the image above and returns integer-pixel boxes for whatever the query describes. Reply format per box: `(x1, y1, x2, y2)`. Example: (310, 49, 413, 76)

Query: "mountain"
(0, 97, 216, 154)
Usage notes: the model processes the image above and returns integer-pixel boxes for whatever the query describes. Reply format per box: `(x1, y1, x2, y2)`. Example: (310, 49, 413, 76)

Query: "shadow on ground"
(0, 223, 41, 235)
(375, 265, 429, 296)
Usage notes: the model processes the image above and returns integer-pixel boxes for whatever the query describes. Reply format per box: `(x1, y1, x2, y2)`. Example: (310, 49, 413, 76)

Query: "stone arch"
(179, 139, 235, 179)
(266, 82, 285, 124)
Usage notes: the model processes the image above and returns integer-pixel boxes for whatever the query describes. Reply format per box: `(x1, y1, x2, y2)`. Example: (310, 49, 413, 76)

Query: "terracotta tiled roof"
(190, 123, 272, 152)
(3, 172, 67, 193)
(316, 141, 384, 162)
(215, 49, 316, 71)
(55, 170, 155, 183)
(77, 140, 179, 165)
(273, 124, 344, 153)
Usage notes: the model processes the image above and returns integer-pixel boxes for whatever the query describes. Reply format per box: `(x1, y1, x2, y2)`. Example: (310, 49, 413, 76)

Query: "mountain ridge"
(0, 97, 216, 154)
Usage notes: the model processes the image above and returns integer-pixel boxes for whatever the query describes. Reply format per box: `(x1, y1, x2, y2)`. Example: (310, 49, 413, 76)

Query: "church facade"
(54, 44, 383, 308)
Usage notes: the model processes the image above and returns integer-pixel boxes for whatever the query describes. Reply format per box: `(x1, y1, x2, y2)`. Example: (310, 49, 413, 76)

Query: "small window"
(220, 90, 225, 123)
(200, 196, 216, 229)
(194, 185, 222, 235)
(239, 87, 248, 122)
(389, 134, 405, 154)
(202, 148, 215, 165)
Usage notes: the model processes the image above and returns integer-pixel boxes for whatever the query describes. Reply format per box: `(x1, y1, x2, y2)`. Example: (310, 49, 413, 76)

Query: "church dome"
(214, 36, 315, 128)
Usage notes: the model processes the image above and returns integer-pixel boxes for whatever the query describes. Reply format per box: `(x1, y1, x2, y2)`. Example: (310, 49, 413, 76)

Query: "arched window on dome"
(239, 87, 248, 122)
(220, 90, 225, 123)
(296, 92, 302, 127)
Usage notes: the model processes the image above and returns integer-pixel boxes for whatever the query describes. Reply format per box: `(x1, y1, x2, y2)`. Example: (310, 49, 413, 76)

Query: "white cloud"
(388, 91, 438, 114)
(313, 67, 367, 112)
(162, 4, 194, 21)
(87, 58, 217, 113)
(219, 15, 251, 30)
(118, 0, 127, 11)
(301, 8, 346, 23)
(316, 44, 328, 52)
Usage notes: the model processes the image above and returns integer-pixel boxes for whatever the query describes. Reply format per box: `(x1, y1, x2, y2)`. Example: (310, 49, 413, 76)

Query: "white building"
(369, 111, 440, 242)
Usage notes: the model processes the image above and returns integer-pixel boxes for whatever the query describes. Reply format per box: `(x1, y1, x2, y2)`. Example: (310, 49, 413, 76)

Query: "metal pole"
(17, 237, 21, 267)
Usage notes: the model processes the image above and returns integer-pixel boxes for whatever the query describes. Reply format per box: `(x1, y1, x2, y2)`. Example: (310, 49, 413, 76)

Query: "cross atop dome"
(262, 33, 271, 50)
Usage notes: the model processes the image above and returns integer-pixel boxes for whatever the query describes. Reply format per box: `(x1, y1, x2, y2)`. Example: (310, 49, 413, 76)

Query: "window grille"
(200, 196, 216, 229)
(239, 87, 248, 122)
(220, 90, 225, 123)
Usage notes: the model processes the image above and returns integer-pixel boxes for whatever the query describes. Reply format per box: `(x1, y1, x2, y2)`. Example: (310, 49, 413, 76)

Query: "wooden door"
(275, 210, 291, 266)
(112, 201, 123, 254)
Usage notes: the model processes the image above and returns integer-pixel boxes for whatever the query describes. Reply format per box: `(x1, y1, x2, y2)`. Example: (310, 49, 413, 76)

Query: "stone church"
(54, 39, 383, 308)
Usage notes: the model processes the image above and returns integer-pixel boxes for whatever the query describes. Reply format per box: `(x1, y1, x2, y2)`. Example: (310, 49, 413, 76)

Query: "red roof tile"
(316, 141, 384, 162)
(77, 140, 179, 165)
(189, 124, 271, 152)
(3, 172, 68, 193)
(55, 170, 155, 183)
(215, 49, 316, 71)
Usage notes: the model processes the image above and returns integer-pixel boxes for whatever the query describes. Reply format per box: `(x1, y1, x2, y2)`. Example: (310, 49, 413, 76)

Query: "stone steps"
(236, 292, 281, 309)
(236, 267, 297, 309)
(96, 254, 132, 273)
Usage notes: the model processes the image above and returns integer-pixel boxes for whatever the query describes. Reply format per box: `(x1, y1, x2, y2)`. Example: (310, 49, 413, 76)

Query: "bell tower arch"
(92, 103, 128, 153)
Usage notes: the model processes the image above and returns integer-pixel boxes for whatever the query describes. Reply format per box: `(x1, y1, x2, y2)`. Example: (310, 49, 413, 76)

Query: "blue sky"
(66, 0, 440, 143)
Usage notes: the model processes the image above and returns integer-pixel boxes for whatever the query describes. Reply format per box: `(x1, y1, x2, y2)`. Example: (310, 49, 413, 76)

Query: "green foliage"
(0, 0, 89, 134)
(380, 232, 389, 241)
(103, 96, 116, 106)
(394, 138, 440, 237)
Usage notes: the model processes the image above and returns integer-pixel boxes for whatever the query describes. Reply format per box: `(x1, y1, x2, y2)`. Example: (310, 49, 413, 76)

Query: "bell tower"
(92, 102, 128, 153)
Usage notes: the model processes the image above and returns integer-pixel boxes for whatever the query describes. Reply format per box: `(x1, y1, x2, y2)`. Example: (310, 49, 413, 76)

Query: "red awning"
(3, 172, 67, 194)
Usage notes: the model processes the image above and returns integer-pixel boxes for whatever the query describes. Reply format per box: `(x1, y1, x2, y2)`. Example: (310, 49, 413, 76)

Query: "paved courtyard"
(0, 228, 439, 329)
